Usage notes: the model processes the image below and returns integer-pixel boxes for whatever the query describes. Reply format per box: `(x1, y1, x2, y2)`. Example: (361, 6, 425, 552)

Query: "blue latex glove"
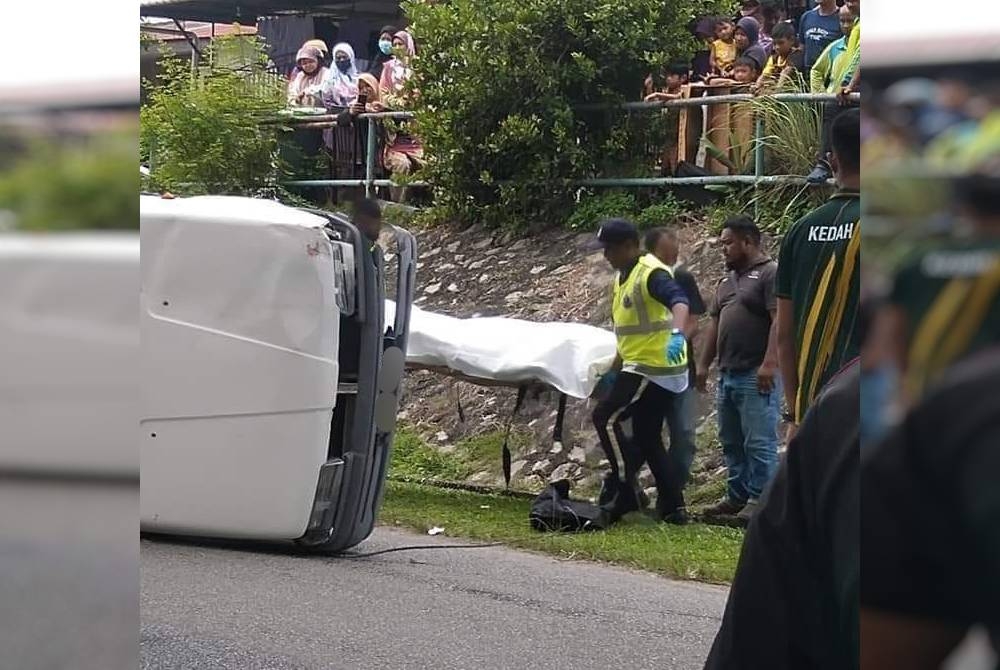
(666, 332, 686, 365)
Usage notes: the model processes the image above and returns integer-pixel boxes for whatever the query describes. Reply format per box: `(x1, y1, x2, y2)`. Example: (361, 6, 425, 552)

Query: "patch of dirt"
(388, 217, 748, 497)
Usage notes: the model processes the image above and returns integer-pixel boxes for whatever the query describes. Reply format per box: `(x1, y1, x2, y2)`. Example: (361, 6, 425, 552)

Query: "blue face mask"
(378, 40, 393, 55)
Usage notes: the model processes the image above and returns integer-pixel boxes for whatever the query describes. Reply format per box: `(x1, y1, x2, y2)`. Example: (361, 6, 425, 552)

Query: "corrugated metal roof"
(140, 0, 401, 22)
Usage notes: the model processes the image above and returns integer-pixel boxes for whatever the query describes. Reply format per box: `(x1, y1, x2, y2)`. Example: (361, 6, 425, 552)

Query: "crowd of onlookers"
(279, 0, 862, 195)
(284, 27, 424, 199)
(643, 0, 859, 99)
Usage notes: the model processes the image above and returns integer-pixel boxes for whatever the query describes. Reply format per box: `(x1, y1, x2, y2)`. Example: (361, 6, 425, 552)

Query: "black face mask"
(335, 60, 352, 73)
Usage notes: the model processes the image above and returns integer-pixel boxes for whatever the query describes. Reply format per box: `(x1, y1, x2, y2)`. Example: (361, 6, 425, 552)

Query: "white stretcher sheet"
(386, 300, 616, 399)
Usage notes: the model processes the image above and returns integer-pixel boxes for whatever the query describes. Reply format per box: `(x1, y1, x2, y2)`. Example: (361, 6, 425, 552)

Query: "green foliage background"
(404, 0, 730, 230)
(140, 34, 286, 196)
(0, 132, 137, 231)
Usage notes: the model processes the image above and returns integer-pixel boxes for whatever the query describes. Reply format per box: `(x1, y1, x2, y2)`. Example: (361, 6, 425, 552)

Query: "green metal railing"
(280, 92, 860, 198)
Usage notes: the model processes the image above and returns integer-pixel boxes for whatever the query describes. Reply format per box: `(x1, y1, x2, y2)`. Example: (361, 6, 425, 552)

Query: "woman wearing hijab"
(338, 69, 423, 202)
(366, 25, 400, 79)
(734, 16, 768, 72)
(379, 30, 416, 105)
(287, 46, 328, 107)
(322, 42, 359, 108)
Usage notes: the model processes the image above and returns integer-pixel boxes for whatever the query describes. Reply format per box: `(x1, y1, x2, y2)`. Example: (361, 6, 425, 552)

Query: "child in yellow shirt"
(710, 19, 738, 76)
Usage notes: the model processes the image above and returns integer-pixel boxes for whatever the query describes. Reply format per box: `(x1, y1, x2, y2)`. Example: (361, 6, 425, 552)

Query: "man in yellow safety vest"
(591, 218, 693, 524)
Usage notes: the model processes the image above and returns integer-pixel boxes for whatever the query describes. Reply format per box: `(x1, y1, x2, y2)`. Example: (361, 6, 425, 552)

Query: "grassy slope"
(379, 480, 744, 584)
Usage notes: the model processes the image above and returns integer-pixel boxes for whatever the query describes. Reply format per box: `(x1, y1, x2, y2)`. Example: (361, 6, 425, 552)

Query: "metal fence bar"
(365, 116, 377, 198)
(279, 92, 856, 192)
(286, 175, 814, 188)
(269, 92, 858, 127)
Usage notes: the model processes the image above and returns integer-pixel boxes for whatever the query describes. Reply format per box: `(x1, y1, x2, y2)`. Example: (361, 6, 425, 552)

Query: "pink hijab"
(380, 30, 416, 95)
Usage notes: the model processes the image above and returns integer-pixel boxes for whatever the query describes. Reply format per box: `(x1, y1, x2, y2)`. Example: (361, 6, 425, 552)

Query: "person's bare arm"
(696, 317, 719, 391)
(670, 302, 690, 334)
(776, 297, 798, 418)
(758, 308, 780, 393)
(860, 609, 967, 670)
(683, 317, 699, 342)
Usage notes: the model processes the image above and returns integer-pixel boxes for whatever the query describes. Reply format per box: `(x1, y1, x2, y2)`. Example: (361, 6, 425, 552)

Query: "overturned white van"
(139, 195, 416, 552)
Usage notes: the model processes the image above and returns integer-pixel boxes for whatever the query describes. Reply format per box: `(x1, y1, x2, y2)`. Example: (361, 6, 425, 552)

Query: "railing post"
(365, 116, 376, 199)
(753, 114, 764, 221)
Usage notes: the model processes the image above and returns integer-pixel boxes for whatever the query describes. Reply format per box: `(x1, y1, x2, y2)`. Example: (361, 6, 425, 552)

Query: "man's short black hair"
(723, 215, 762, 245)
(644, 226, 678, 252)
(734, 56, 760, 74)
(831, 108, 860, 173)
(354, 197, 382, 220)
(771, 21, 796, 41)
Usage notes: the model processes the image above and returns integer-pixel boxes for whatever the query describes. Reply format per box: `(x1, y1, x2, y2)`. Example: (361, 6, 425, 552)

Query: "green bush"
(635, 195, 686, 229)
(140, 34, 286, 196)
(404, 0, 730, 230)
(565, 191, 638, 230)
(0, 132, 138, 231)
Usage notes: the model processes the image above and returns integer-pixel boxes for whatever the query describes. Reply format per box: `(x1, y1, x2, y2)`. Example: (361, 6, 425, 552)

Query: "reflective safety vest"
(611, 254, 688, 376)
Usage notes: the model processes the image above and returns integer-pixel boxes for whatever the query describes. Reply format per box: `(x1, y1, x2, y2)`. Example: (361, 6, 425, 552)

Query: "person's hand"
(757, 362, 776, 393)
(784, 420, 798, 444)
(593, 370, 618, 399)
(369, 100, 386, 112)
(838, 84, 854, 106)
(666, 331, 686, 365)
(695, 369, 709, 393)
(644, 92, 663, 102)
(349, 102, 365, 116)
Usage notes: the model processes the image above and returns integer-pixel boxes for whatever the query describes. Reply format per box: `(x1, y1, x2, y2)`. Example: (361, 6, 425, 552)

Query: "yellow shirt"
(712, 39, 738, 71)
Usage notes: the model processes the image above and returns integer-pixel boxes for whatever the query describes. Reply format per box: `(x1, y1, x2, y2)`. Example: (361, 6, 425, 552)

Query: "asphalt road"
(141, 527, 730, 670)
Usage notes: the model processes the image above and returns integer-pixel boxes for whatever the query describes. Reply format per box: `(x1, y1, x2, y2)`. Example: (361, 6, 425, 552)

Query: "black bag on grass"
(529, 480, 611, 532)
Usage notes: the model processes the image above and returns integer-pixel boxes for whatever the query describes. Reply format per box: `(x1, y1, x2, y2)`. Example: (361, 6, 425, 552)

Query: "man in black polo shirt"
(697, 216, 781, 523)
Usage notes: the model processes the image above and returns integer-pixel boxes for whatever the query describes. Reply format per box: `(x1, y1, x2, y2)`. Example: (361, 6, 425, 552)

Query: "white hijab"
(323, 42, 359, 107)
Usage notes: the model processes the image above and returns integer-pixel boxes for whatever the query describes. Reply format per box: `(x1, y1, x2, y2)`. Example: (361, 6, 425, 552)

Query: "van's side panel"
(140, 197, 338, 539)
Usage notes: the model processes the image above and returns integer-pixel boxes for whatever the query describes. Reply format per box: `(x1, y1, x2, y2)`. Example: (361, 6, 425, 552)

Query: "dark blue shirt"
(798, 7, 842, 70)
(618, 259, 689, 311)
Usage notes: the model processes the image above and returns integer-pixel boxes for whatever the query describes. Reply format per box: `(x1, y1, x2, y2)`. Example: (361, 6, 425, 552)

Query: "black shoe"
(637, 486, 650, 510)
(702, 497, 746, 517)
(806, 162, 832, 184)
(661, 508, 690, 525)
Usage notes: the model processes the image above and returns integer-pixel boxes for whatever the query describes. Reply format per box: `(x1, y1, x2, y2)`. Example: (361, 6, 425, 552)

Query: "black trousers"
(591, 372, 685, 514)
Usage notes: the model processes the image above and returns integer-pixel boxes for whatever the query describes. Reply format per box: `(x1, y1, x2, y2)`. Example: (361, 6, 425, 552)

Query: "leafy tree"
(140, 33, 286, 196)
(404, 0, 729, 229)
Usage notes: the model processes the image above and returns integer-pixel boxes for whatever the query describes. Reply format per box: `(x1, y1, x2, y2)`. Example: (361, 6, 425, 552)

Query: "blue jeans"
(665, 385, 697, 491)
(717, 369, 781, 502)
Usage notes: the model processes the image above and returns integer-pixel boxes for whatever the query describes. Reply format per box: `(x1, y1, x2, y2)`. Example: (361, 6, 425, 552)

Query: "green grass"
(379, 480, 744, 584)
(391, 425, 529, 482)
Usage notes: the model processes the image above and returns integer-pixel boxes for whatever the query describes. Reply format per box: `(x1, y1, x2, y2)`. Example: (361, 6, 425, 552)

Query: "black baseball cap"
(591, 218, 640, 249)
